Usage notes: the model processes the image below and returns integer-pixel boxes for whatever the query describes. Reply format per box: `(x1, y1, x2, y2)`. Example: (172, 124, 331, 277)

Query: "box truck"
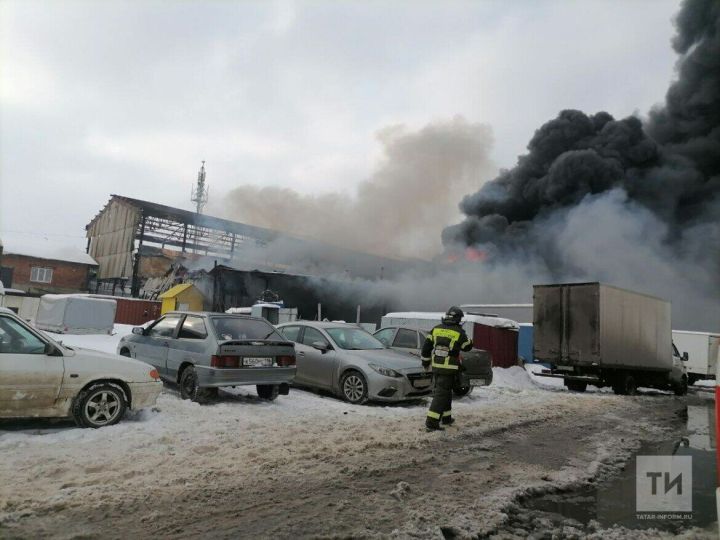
(672, 330, 719, 385)
(533, 283, 687, 395)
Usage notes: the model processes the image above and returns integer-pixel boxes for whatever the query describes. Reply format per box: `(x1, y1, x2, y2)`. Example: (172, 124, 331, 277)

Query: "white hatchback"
(0, 308, 162, 428)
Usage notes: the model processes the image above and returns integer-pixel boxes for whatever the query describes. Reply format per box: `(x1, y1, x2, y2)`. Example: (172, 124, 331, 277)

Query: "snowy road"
(0, 330, 714, 538)
(1, 371, 710, 538)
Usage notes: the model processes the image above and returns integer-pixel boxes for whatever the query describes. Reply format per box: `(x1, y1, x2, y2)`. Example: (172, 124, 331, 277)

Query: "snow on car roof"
(1, 232, 97, 265)
(383, 311, 519, 330)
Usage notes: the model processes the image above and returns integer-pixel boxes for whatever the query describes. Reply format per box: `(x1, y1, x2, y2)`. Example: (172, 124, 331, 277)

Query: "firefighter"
(421, 306, 473, 431)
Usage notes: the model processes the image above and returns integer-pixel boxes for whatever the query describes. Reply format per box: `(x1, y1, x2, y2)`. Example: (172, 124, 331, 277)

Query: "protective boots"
(425, 420, 444, 432)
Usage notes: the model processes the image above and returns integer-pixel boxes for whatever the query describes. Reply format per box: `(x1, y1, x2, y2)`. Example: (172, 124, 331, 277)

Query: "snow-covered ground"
(0, 326, 714, 538)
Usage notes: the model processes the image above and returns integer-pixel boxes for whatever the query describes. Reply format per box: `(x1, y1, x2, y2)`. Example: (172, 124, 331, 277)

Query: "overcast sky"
(0, 0, 681, 251)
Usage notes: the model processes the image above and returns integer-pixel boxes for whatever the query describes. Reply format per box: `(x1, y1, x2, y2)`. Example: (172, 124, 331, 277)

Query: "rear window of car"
(211, 317, 284, 341)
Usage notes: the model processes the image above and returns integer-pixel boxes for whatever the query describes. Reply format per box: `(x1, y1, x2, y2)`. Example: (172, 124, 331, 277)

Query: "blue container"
(519, 323, 551, 367)
(518, 324, 534, 363)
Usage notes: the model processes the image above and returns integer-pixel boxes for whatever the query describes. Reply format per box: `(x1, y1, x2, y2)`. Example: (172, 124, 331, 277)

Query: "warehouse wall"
(86, 198, 140, 280)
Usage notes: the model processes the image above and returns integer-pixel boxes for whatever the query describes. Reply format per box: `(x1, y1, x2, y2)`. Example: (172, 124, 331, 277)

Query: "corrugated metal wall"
(473, 324, 519, 369)
(87, 199, 140, 280)
(114, 298, 161, 325)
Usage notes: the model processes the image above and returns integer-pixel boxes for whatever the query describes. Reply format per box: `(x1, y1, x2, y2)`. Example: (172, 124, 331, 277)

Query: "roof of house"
(158, 283, 197, 299)
(0, 232, 97, 265)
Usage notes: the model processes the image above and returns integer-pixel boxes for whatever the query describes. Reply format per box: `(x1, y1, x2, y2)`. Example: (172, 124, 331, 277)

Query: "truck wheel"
(612, 374, 637, 396)
(687, 375, 697, 386)
(179, 365, 217, 404)
(257, 384, 279, 401)
(566, 381, 587, 393)
(673, 376, 688, 396)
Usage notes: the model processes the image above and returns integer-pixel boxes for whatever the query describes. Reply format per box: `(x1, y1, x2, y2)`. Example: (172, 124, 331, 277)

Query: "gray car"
(374, 325, 494, 396)
(373, 326, 428, 357)
(118, 312, 296, 403)
(275, 321, 432, 404)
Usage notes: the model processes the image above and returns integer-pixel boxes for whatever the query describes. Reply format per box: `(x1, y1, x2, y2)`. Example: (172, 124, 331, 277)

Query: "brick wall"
(1, 254, 94, 294)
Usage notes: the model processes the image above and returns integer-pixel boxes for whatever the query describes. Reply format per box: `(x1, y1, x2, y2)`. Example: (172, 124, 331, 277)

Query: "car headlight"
(368, 363, 402, 378)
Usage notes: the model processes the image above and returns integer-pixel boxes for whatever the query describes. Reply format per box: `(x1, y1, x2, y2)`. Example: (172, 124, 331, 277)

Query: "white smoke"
(217, 117, 496, 259)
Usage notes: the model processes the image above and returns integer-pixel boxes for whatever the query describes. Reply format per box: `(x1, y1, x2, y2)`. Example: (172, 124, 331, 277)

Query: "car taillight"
(277, 355, 296, 366)
(211, 355, 240, 368)
(149, 369, 160, 380)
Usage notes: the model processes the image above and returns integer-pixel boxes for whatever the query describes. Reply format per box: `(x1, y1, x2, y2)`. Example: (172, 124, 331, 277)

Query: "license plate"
(243, 357, 272, 367)
(470, 378, 486, 386)
(414, 378, 432, 388)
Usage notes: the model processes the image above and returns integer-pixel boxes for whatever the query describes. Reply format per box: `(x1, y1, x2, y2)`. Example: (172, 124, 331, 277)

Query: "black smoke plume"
(442, 0, 720, 330)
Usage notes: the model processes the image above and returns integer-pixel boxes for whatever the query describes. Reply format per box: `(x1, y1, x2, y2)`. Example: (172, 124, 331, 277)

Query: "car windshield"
(326, 327, 385, 350)
(211, 317, 284, 341)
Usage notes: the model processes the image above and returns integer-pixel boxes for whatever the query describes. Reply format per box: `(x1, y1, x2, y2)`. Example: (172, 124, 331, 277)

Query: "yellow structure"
(159, 283, 204, 314)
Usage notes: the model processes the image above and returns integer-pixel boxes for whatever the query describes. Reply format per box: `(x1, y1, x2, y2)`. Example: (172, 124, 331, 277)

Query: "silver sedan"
(275, 321, 432, 404)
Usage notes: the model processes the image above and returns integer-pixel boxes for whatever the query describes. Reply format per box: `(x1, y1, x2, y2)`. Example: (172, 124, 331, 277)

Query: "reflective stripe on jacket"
(421, 322, 473, 371)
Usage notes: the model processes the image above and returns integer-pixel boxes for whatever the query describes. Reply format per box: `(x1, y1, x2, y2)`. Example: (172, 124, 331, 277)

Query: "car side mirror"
(682, 352, 689, 362)
(132, 327, 145, 336)
(45, 342, 62, 356)
(311, 341, 329, 352)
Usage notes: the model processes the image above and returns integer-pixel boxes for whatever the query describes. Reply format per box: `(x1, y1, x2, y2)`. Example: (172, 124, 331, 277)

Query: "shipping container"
(88, 295, 161, 325)
(672, 330, 719, 384)
(533, 283, 687, 395)
(114, 297, 161, 325)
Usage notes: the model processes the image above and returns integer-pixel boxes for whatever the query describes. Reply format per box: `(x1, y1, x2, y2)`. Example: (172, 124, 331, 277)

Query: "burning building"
(85, 195, 418, 320)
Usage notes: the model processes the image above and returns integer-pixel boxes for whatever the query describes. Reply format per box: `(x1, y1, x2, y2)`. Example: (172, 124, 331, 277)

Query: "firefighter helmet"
(442, 306, 464, 325)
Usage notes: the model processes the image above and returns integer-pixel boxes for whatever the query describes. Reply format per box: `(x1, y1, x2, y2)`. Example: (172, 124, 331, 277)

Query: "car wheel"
(566, 381, 587, 393)
(72, 383, 127, 428)
(340, 370, 368, 404)
(452, 384, 473, 397)
(257, 384, 279, 401)
(119, 348, 131, 357)
(179, 365, 217, 404)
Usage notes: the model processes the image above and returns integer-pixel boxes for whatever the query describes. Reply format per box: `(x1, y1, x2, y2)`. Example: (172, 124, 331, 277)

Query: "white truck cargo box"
(35, 294, 116, 335)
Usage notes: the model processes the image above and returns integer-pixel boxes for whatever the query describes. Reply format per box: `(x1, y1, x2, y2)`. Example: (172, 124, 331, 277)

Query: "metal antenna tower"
(191, 160, 209, 214)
